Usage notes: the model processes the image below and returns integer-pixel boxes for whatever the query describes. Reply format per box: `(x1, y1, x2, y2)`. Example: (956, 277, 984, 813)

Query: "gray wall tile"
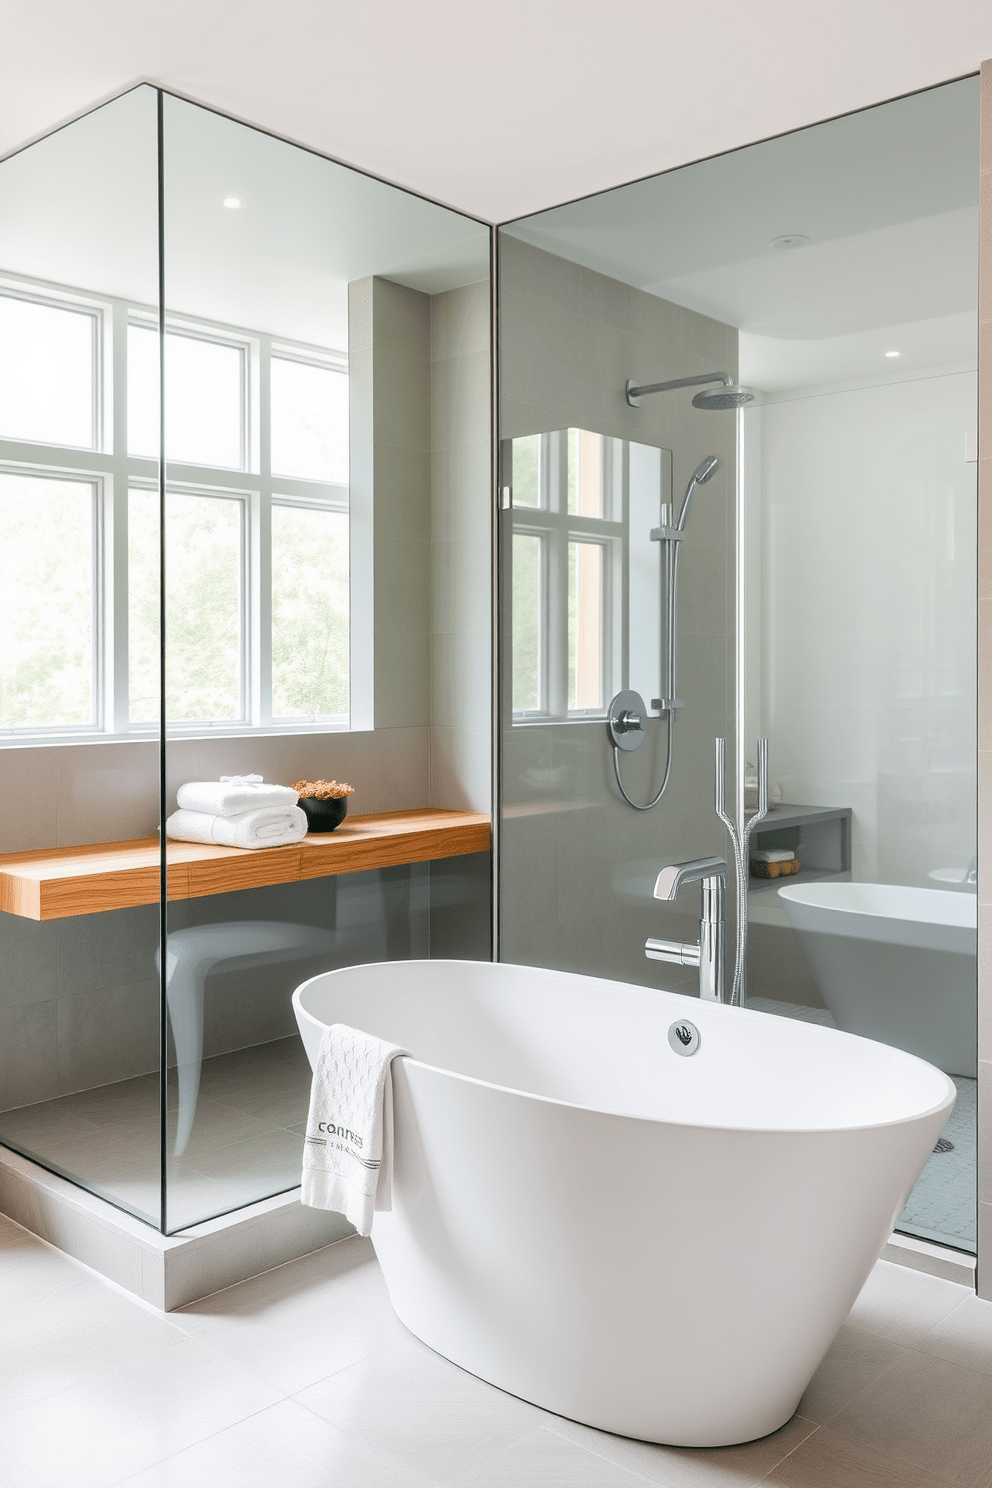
(430, 280, 490, 362)
(56, 905, 158, 998)
(0, 1000, 59, 1109)
(0, 748, 58, 853)
(0, 916, 58, 1008)
(56, 979, 158, 1095)
(56, 741, 159, 846)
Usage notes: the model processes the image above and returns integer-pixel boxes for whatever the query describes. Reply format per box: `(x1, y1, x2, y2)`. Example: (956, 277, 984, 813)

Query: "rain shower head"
(626, 371, 758, 410)
(691, 385, 756, 410)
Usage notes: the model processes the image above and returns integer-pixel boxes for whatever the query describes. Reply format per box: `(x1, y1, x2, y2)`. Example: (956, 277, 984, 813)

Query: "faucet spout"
(654, 856, 728, 901)
(647, 857, 729, 1003)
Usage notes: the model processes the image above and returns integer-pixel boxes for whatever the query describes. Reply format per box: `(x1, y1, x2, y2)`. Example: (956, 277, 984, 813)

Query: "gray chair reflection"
(163, 921, 337, 1155)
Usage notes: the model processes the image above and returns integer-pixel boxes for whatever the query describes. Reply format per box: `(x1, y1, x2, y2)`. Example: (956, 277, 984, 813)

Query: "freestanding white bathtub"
(293, 959, 953, 1447)
(778, 882, 977, 1077)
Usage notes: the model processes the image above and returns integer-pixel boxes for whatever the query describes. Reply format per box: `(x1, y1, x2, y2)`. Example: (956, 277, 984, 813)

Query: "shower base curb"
(883, 1230, 976, 1287)
(0, 1144, 352, 1309)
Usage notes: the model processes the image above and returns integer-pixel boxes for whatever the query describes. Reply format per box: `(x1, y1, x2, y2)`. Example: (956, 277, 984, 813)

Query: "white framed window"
(0, 272, 349, 741)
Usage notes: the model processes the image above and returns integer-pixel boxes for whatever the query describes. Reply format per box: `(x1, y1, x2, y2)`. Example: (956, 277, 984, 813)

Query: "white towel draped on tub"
(165, 804, 308, 849)
(176, 775, 299, 817)
(301, 1023, 408, 1236)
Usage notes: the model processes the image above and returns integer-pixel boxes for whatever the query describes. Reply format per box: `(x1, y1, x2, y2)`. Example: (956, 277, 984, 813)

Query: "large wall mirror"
(498, 76, 978, 1254)
(0, 85, 492, 1234)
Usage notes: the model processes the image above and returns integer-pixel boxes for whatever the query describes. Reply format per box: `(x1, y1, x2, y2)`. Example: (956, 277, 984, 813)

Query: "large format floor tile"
(3, 1214, 991, 1488)
(114, 1399, 438, 1488)
(174, 1236, 407, 1396)
(293, 1335, 544, 1485)
(2, 1337, 283, 1488)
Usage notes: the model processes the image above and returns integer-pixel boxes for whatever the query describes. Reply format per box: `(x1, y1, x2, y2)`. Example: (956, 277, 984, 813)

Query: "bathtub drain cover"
(933, 1137, 954, 1155)
(668, 1020, 700, 1057)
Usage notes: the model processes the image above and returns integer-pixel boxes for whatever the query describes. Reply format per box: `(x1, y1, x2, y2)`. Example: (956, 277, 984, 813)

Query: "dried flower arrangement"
(290, 779, 355, 800)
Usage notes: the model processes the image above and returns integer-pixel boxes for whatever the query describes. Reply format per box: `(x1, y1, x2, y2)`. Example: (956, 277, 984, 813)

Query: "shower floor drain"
(933, 1137, 954, 1154)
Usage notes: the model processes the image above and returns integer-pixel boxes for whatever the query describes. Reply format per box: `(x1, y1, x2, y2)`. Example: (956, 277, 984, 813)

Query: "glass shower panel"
(499, 405, 735, 987)
(160, 93, 492, 1232)
(0, 86, 163, 1225)
(732, 80, 979, 1253)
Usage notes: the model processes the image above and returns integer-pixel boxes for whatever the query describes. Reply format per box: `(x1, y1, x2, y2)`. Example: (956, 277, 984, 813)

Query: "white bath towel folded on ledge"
(301, 1023, 408, 1236)
(177, 775, 299, 817)
(165, 804, 308, 849)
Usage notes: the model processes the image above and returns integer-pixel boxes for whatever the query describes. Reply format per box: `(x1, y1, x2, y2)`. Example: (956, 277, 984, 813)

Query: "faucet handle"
(654, 856, 729, 901)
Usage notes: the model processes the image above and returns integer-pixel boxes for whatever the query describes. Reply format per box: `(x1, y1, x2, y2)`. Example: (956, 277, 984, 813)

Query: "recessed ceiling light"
(223, 197, 242, 209)
(884, 350, 901, 358)
(770, 234, 809, 250)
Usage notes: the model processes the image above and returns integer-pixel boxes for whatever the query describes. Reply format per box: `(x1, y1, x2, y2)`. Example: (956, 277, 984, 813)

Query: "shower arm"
(714, 737, 769, 1007)
(626, 372, 731, 407)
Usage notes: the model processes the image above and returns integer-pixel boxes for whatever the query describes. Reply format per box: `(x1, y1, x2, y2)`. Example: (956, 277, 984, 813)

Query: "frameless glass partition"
(497, 230, 738, 988)
(737, 81, 980, 1251)
(498, 77, 979, 1253)
(0, 85, 492, 1235)
(0, 86, 164, 1224)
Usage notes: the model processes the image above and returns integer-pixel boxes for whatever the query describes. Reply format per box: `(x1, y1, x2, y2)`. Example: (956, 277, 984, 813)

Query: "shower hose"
(612, 710, 674, 811)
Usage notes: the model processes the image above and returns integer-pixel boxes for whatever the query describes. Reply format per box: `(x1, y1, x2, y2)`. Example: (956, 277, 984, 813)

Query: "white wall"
(749, 369, 977, 886)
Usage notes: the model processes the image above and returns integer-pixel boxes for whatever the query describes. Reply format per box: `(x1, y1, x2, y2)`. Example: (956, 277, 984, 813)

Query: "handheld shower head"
(677, 456, 719, 529)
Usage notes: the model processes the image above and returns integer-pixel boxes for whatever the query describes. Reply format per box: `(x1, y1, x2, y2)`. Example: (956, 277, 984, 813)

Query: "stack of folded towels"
(166, 774, 308, 849)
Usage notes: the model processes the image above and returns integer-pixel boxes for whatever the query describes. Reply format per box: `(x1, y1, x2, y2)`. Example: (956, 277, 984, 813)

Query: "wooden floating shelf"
(0, 809, 491, 922)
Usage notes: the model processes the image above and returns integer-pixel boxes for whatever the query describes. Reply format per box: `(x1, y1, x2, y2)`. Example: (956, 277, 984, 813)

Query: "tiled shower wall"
(978, 58, 991, 1299)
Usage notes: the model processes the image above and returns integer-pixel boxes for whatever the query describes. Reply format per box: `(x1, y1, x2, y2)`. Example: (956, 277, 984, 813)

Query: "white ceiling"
(0, 87, 489, 347)
(2, 1, 991, 226)
(1, 6, 988, 383)
(508, 77, 981, 389)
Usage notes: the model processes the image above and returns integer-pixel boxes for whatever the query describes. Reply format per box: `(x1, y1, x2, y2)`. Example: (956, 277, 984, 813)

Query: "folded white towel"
(176, 776, 299, 817)
(301, 1023, 408, 1236)
(751, 848, 797, 864)
(165, 804, 308, 849)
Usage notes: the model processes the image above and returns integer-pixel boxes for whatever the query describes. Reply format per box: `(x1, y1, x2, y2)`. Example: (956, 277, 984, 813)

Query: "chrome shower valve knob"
(606, 690, 648, 751)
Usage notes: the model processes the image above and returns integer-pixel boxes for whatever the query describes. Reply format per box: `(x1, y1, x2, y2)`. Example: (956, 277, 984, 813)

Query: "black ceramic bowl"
(298, 795, 348, 833)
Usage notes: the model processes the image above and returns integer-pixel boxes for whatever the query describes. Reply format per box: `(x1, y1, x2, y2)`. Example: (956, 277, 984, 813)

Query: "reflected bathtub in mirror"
(778, 882, 977, 1077)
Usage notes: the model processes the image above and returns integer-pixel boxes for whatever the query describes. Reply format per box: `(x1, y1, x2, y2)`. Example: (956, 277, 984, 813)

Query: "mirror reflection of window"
(567, 428, 604, 518)
(568, 540, 604, 710)
(128, 489, 243, 725)
(512, 433, 541, 508)
(270, 504, 349, 720)
(0, 293, 97, 450)
(511, 532, 542, 713)
(0, 472, 96, 728)
(127, 323, 246, 469)
(270, 355, 348, 484)
(0, 277, 351, 736)
(509, 428, 669, 724)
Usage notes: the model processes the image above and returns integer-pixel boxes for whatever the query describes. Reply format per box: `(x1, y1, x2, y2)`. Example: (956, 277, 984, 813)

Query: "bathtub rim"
(292, 958, 956, 1140)
(777, 879, 977, 929)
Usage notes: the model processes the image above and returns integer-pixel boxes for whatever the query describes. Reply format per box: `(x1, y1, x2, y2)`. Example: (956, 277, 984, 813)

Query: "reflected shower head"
(691, 385, 756, 410)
